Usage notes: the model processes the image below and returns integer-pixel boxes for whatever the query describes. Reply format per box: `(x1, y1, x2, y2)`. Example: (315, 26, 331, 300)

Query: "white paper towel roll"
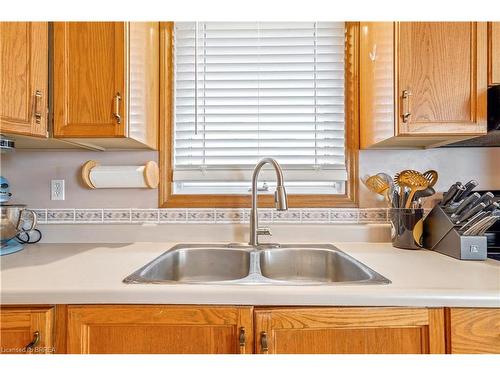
(81, 160, 159, 189)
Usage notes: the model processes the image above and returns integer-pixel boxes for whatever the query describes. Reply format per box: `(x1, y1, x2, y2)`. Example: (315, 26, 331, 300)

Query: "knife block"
(423, 205, 487, 260)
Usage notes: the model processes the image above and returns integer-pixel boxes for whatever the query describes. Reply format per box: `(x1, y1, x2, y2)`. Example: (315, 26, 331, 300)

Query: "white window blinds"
(173, 22, 347, 195)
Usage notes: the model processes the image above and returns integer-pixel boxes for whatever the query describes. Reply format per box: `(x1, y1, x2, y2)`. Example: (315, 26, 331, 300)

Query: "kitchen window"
(159, 22, 358, 208)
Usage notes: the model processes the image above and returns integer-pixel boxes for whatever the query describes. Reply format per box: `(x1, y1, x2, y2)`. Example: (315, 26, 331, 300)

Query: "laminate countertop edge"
(1, 242, 499, 307)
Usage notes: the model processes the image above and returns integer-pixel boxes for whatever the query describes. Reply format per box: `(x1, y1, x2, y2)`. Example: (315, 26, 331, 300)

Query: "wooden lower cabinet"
(0, 307, 54, 354)
(447, 308, 500, 354)
(67, 305, 253, 354)
(254, 307, 446, 354)
(4, 305, 498, 354)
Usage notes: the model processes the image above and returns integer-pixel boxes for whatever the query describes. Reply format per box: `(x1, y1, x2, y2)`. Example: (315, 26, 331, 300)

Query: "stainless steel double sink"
(123, 244, 390, 285)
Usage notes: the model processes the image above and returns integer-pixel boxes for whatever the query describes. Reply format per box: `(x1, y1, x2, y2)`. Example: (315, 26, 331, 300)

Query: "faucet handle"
(257, 227, 272, 236)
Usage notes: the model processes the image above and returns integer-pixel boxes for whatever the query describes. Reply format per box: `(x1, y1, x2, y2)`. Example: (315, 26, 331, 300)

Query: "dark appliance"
(476, 190, 500, 260)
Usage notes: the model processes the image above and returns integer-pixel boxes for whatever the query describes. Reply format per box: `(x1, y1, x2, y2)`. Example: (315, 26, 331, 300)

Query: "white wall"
(1, 147, 498, 208)
(0, 150, 158, 208)
(359, 147, 500, 207)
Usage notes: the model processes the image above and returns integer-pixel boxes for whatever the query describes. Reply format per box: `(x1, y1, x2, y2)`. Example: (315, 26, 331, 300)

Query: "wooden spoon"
(394, 170, 429, 208)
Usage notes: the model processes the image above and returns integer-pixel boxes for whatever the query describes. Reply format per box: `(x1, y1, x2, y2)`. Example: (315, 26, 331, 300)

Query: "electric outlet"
(51, 179, 65, 200)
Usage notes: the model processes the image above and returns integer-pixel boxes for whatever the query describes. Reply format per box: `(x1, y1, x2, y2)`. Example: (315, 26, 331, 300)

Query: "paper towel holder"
(81, 160, 159, 189)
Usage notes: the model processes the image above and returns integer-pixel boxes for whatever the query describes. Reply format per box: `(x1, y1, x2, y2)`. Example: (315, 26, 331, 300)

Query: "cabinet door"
(53, 22, 126, 138)
(0, 307, 54, 354)
(254, 307, 445, 354)
(448, 308, 500, 354)
(359, 22, 396, 148)
(397, 22, 487, 135)
(0, 22, 48, 137)
(67, 305, 253, 354)
(489, 22, 500, 85)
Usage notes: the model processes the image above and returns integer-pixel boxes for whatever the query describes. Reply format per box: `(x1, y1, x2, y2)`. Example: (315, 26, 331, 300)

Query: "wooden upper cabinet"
(254, 307, 445, 354)
(489, 22, 500, 85)
(53, 22, 125, 138)
(53, 22, 159, 149)
(398, 22, 486, 135)
(448, 308, 500, 354)
(0, 22, 48, 137)
(360, 22, 488, 149)
(67, 305, 253, 354)
(0, 307, 54, 354)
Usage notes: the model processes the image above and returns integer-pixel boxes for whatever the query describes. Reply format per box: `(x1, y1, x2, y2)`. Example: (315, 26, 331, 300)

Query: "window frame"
(159, 21, 359, 208)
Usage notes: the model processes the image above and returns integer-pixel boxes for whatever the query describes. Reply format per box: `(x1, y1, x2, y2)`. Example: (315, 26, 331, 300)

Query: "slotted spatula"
(394, 170, 429, 209)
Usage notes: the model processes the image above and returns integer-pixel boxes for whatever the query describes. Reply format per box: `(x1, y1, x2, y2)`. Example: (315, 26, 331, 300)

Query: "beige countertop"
(1, 242, 499, 307)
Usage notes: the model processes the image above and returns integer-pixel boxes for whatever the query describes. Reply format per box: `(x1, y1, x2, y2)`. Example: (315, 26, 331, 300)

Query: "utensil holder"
(423, 205, 487, 260)
(389, 208, 424, 250)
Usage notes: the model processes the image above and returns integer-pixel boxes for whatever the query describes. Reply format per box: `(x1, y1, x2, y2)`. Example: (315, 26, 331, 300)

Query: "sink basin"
(124, 246, 251, 283)
(260, 248, 380, 283)
(123, 244, 390, 285)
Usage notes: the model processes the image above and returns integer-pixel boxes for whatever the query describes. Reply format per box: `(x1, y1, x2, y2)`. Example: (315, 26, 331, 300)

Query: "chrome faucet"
(249, 158, 288, 246)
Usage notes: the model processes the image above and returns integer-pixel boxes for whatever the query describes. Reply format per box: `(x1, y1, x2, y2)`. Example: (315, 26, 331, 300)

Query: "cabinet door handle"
(34, 90, 42, 124)
(113, 92, 122, 124)
(402, 90, 412, 124)
(25, 331, 40, 352)
(239, 327, 246, 354)
(260, 331, 268, 354)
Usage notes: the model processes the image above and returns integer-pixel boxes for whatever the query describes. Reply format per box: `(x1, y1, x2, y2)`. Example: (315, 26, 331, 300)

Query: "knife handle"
(448, 185, 466, 206)
(454, 180, 478, 202)
(476, 192, 494, 207)
(441, 183, 460, 206)
(484, 201, 499, 212)
(451, 192, 481, 217)
(456, 203, 486, 224)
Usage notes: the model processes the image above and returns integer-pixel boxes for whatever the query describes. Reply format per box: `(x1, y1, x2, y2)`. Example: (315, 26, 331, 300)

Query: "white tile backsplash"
(37, 208, 389, 225)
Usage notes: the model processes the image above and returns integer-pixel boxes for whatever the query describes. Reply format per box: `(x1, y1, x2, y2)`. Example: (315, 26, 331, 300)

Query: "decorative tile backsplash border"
(31, 208, 390, 225)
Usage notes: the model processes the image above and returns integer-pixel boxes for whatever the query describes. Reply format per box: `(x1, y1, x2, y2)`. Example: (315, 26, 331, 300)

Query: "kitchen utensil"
(455, 202, 487, 224)
(413, 187, 436, 203)
(392, 190, 400, 208)
(459, 211, 490, 232)
(450, 192, 481, 217)
(422, 170, 438, 187)
(377, 173, 396, 202)
(454, 180, 478, 202)
(450, 183, 466, 204)
(394, 170, 429, 209)
(401, 189, 410, 208)
(476, 192, 494, 207)
(476, 217, 499, 236)
(484, 201, 500, 212)
(364, 175, 391, 203)
(441, 182, 464, 207)
(463, 216, 499, 236)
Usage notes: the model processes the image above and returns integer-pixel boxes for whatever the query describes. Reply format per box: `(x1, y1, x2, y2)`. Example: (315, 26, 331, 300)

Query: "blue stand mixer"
(1, 176, 40, 256)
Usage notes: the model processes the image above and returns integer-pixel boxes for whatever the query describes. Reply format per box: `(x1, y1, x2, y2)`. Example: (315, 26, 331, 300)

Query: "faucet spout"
(249, 158, 288, 246)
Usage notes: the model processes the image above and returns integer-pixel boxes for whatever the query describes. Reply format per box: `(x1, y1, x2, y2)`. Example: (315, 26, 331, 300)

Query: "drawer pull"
(239, 327, 246, 354)
(402, 89, 412, 124)
(25, 331, 40, 351)
(113, 92, 122, 124)
(34, 90, 42, 124)
(260, 331, 268, 354)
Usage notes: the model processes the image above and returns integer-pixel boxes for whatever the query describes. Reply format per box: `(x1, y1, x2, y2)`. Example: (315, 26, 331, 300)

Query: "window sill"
(160, 194, 358, 208)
